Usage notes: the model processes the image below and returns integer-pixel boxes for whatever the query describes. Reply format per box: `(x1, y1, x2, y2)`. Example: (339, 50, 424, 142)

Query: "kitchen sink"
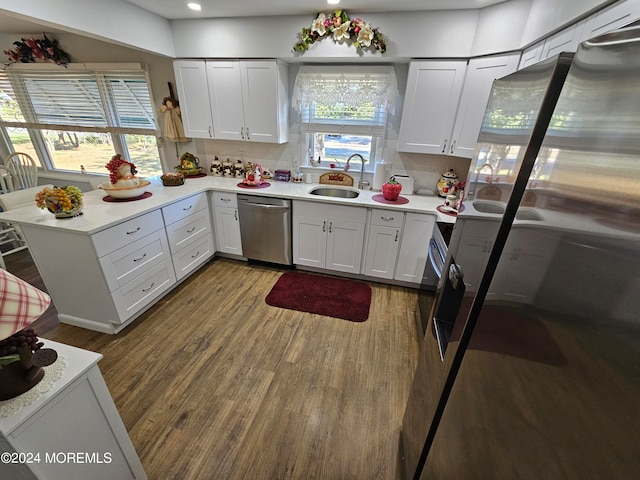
(472, 200, 505, 214)
(472, 200, 543, 220)
(308, 186, 360, 199)
(516, 208, 543, 221)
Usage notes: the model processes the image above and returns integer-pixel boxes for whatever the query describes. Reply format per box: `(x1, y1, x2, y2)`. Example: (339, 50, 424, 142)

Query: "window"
(292, 66, 397, 169)
(0, 64, 161, 176)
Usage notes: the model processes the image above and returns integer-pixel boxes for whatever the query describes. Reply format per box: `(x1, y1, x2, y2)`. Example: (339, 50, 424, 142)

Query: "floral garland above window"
(4, 35, 71, 67)
(294, 10, 387, 55)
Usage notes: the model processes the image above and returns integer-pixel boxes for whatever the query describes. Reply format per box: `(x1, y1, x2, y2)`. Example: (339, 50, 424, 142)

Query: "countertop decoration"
(0, 269, 59, 402)
(4, 34, 71, 67)
(34, 185, 83, 218)
(293, 10, 387, 54)
(159, 81, 191, 160)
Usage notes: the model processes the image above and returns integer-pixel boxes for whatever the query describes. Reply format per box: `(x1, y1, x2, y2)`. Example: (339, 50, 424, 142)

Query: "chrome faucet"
(344, 153, 370, 189)
(469, 163, 494, 199)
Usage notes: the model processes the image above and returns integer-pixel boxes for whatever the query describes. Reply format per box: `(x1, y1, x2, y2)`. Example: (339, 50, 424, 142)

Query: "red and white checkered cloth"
(0, 269, 51, 340)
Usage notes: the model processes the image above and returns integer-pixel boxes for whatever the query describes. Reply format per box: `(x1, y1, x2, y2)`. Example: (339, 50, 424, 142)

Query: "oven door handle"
(428, 238, 443, 279)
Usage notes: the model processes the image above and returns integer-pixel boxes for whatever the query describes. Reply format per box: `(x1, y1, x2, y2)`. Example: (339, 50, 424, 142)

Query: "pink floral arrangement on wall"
(4, 34, 71, 67)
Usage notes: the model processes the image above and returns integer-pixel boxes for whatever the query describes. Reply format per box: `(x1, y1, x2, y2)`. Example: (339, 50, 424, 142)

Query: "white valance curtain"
(292, 66, 398, 113)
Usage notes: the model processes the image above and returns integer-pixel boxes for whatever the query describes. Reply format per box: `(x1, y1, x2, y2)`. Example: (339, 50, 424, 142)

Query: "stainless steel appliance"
(237, 194, 292, 265)
(403, 26, 640, 480)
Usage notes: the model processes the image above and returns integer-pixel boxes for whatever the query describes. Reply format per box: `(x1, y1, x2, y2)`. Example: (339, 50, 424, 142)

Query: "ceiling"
(0, 1, 510, 40)
(125, 0, 510, 20)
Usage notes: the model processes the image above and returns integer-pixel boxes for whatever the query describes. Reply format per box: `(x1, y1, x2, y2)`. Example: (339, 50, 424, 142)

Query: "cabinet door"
(207, 61, 245, 141)
(214, 207, 242, 255)
(292, 215, 327, 268)
(325, 220, 366, 274)
(394, 213, 435, 284)
(519, 42, 545, 70)
(488, 228, 559, 303)
(398, 61, 467, 154)
(446, 218, 499, 293)
(173, 60, 213, 138)
(540, 20, 586, 60)
(363, 224, 401, 279)
(450, 53, 521, 158)
(582, 0, 639, 41)
(242, 60, 281, 143)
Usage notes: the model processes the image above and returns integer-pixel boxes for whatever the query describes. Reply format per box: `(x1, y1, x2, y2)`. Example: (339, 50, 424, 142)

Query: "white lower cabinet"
(17, 194, 218, 334)
(293, 201, 366, 274)
(487, 228, 559, 304)
(394, 213, 436, 284)
(363, 209, 403, 279)
(0, 341, 146, 479)
(211, 191, 243, 256)
(448, 218, 500, 293)
(162, 192, 213, 280)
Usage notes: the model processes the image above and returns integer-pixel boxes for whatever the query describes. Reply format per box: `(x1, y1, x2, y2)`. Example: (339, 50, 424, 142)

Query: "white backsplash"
(183, 135, 471, 195)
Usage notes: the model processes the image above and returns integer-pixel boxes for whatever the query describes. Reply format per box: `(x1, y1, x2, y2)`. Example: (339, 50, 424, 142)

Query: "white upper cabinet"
(173, 59, 288, 143)
(449, 52, 521, 158)
(398, 53, 519, 158)
(398, 60, 467, 155)
(173, 60, 214, 138)
(519, 0, 640, 70)
(581, 0, 640, 41)
(207, 60, 288, 143)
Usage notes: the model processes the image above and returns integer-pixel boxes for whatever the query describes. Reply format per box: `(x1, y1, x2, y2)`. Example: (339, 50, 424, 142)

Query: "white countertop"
(0, 340, 102, 434)
(0, 176, 455, 235)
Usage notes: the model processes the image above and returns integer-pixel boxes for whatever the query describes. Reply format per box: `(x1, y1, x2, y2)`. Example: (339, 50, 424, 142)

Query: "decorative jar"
(382, 177, 402, 201)
(437, 169, 459, 197)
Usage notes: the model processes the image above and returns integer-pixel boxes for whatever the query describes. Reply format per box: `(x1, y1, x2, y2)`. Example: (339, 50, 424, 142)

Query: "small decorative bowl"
(174, 167, 203, 176)
(98, 179, 151, 199)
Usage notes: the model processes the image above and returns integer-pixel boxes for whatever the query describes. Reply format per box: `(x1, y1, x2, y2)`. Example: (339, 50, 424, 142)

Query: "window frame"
(293, 66, 397, 170)
(0, 63, 161, 176)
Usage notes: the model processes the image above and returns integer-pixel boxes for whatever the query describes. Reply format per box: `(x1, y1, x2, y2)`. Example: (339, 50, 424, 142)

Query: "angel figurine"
(159, 97, 190, 143)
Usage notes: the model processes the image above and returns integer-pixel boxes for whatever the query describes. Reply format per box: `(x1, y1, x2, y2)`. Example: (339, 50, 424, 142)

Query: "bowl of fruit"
(35, 185, 84, 218)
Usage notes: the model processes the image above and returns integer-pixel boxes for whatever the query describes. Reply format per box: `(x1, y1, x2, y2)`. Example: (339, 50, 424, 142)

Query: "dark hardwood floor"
(3, 250, 422, 480)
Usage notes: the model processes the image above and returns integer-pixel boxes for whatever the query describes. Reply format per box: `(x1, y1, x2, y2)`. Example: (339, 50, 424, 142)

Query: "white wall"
(0, 0, 175, 57)
(170, 11, 480, 62)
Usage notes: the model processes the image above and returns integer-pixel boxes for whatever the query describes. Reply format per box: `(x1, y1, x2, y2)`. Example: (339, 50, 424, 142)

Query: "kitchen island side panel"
(19, 224, 121, 329)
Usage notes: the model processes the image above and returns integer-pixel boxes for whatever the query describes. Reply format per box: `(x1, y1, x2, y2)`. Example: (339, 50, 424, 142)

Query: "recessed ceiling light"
(187, 2, 202, 11)
(327, 0, 341, 5)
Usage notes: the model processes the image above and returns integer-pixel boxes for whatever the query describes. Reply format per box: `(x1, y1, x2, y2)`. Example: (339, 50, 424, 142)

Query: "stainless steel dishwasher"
(237, 194, 292, 265)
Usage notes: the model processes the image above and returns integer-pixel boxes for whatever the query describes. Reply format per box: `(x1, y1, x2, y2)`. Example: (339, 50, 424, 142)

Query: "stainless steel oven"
(418, 222, 453, 335)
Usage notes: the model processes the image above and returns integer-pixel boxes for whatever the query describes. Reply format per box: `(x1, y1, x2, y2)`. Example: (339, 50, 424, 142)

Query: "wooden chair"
(0, 185, 52, 270)
(4, 152, 38, 190)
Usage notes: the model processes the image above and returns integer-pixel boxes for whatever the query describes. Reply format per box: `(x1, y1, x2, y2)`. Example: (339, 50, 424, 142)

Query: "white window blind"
(292, 66, 397, 135)
(0, 64, 157, 135)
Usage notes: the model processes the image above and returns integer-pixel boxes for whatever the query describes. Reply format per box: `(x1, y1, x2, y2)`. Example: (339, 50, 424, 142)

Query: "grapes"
(0, 328, 44, 357)
(35, 185, 83, 213)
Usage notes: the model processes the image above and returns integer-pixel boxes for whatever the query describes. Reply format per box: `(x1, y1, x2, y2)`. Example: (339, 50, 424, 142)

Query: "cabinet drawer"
(293, 201, 366, 223)
(113, 260, 176, 323)
(370, 208, 404, 228)
(162, 192, 208, 225)
(99, 229, 171, 292)
(166, 209, 211, 254)
(172, 234, 213, 280)
(212, 191, 237, 208)
(92, 210, 164, 257)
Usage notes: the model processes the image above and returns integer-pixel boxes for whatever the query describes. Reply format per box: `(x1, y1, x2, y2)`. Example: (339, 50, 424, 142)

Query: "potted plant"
(382, 176, 402, 201)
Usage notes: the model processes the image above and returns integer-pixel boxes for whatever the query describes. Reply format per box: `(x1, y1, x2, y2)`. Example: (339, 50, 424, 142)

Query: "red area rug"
(265, 271, 371, 322)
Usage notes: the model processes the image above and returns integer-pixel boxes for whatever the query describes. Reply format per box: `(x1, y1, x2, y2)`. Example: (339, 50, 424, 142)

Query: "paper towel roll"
(372, 162, 389, 191)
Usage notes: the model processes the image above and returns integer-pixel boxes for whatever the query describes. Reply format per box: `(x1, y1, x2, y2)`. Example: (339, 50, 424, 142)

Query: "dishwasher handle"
(240, 202, 290, 212)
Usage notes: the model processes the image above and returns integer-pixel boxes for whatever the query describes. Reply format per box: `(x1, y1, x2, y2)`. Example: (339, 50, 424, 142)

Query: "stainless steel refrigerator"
(403, 26, 640, 480)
